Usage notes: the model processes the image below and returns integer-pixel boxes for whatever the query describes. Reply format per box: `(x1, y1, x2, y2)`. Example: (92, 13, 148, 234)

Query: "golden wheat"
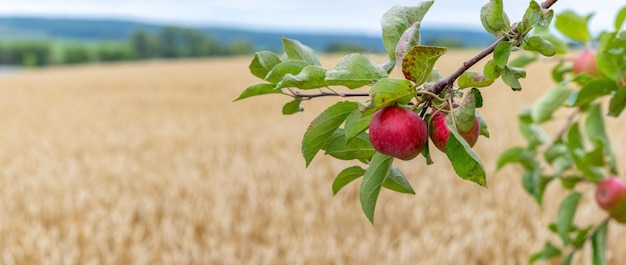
(0, 52, 623, 265)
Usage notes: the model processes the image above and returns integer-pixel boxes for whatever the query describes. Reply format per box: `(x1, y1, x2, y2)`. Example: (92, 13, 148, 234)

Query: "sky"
(0, 0, 621, 35)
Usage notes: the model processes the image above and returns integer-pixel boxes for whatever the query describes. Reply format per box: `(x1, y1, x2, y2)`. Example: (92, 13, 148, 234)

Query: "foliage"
(238, 0, 626, 263)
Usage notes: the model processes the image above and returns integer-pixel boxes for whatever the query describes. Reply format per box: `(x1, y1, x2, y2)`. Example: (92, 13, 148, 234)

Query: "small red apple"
(429, 106, 480, 153)
(573, 49, 602, 77)
(369, 106, 427, 160)
(595, 177, 626, 223)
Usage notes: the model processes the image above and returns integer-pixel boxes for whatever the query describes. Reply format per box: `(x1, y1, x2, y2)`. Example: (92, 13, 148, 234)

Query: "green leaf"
(616, 6, 626, 31)
(360, 152, 394, 223)
(445, 118, 487, 187)
(282, 99, 302, 115)
(524, 35, 556, 57)
(585, 103, 618, 174)
(551, 61, 572, 83)
(531, 86, 572, 123)
(324, 130, 376, 161)
(591, 221, 608, 265)
(383, 165, 415, 194)
(476, 112, 490, 138)
(494, 41, 512, 68)
(597, 32, 626, 83)
(265, 60, 310, 83)
(344, 110, 373, 143)
(544, 143, 569, 164)
(381, 1, 434, 62)
(556, 192, 582, 246)
(480, 0, 511, 37)
(555, 10, 592, 43)
(401, 45, 447, 85)
(562, 252, 574, 265)
(454, 89, 478, 133)
(483, 59, 501, 79)
(302, 101, 358, 166)
(282, 37, 321, 66)
(522, 169, 551, 205)
(566, 122, 585, 152)
(457, 72, 495, 89)
(496, 146, 536, 170)
(275, 65, 328, 90)
(519, 118, 547, 151)
(361, 78, 415, 116)
(249, 51, 282, 79)
(234, 83, 283, 101)
(534, 26, 568, 55)
(502, 66, 522, 91)
(509, 52, 538, 68)
(609, 86, 626, 117)
(421, 113, 434, 165)
(570, 78, 618, 107)
(571, 149, 604, 182)
(325, 54, 389, 89)
(332, 166, 366, 195)
(518, 0, 541, 34)
(529, 241, 562, 264)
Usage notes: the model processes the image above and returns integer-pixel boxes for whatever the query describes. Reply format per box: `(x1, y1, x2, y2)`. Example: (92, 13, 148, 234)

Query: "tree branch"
(425, 0, 559, 97)
(290, 91, 370, 100)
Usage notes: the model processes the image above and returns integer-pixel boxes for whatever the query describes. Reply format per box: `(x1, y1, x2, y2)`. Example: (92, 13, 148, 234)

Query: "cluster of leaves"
(498, 7, 626, 264)
(236, 0, 560, 224)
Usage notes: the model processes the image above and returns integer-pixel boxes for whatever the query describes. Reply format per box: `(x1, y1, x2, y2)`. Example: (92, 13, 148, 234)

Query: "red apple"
(369, 106, 427, 160)
(429, 106, 480, 153)
(573, 50, 602, 77)
(595, 177, 626, 223)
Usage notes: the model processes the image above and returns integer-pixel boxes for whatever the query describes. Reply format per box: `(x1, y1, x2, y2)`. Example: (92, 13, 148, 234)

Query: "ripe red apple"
(429, 106, 480, 153)
(595, 177, 626, 223)
(369, 106, 427, 160)
(573, 49, 602, 77)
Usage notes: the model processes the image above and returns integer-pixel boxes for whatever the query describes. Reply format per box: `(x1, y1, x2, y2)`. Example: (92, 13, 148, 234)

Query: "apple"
(429, 106, 480, 152)
(369, 106, 427, 160)
(573, 49, 602, 77)
(595, 177, 626, 223)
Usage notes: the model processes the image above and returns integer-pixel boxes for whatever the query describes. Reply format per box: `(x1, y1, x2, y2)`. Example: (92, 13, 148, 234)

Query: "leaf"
(483, 59, 501, 79)
(457, 72, 495, 89)
(401, 45, 447, 85)
(360, 152, 394, 224)
(585, 103, 618, 174)
(529, 241, 562, 264)
(265, 60, 310, 83)
(344, 110, 373, 143)
(494, 41, 512, 69)
(597, 32, 626, 83)
(524, 35, 556, 57)
(517, 0, 541, 34)
(324, 130, 376, 161)
(531, 86, 572, 123)
(361, 78, 415, 116)
(453, 89, 478, 133)
(616, 6, 626, 31)
(522, 169, 551, 205)
(591, 221, 608, 265)
(249, 51, 282, 79)
(476, 112, 490, 138)
(282, 99, 302, 115)
(282, 37, 321, 66)
(509, 52, 538, 68)
(445, 118, 487, 187)
(325, 54, 389, 89)
(234, 83, 283, 101)
(381, 1, 434, 63)
(395, 22, 421, 68)
(480, 0, 511, 37)
(534, 26, 569, 55)
(275, 65, 328, 90)
(383, 166, 415, 194)
(556, 192, 582, 246)
(502, 66, 522, 91)
(551, 61, 572, 83)
(302, 101, 358, 166)
(496, 146, 536, 170)
(519, 118, 547, 151)
(555, 10, 592, 43)
(332, 166, 366, 195)
(609, 86, 626, 117)
(570, 78, 618, 107)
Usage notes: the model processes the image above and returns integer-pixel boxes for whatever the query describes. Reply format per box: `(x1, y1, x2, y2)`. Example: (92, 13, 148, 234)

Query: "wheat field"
(0, 51, 624, 265)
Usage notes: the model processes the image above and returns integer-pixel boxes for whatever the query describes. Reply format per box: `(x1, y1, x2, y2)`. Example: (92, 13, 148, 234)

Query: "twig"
(289, 91, 370, 100)
(425, 0, 559, 97)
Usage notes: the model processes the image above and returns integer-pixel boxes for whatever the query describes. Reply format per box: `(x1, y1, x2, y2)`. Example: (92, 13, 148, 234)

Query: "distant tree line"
(0, 26, 256, 67)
